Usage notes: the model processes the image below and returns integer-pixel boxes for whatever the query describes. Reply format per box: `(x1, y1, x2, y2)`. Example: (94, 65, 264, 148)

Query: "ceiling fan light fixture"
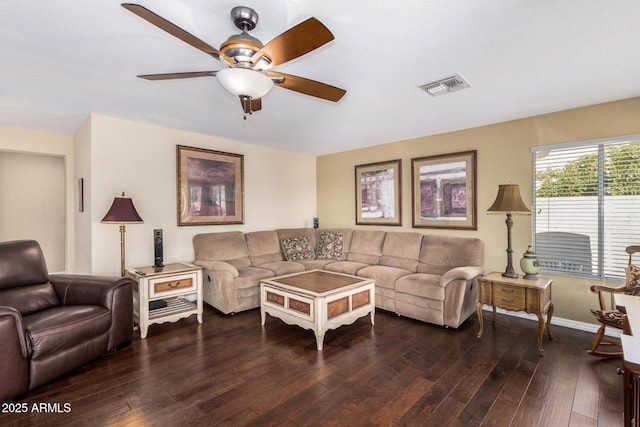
(216, 68, 274, 99)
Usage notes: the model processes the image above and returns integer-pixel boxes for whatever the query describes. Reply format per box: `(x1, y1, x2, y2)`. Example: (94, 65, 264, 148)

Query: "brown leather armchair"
(0, 240, 133, 402)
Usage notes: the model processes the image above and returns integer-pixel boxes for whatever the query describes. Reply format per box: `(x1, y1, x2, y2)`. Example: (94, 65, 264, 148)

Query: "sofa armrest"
(50, 274, 132, 308)
(50, 275, 133, 350)
(194, 260, 239, 278)
(0, 306, 27, 358)
(439, 266, 484, 287)
(0, 306, 29, 401)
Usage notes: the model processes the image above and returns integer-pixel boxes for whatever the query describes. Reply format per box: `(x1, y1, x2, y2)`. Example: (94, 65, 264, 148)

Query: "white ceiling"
(1, 1, 640, 155)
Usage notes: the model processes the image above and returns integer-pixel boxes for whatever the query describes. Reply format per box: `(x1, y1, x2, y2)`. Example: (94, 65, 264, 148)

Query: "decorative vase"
(520, 245, 540, 280)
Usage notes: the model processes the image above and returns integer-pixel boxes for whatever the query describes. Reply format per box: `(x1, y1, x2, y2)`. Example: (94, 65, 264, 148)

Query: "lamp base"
(502, 271, 520, 279)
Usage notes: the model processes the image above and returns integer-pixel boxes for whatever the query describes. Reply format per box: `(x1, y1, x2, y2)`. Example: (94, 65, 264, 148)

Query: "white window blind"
(533, 136, 640, 281)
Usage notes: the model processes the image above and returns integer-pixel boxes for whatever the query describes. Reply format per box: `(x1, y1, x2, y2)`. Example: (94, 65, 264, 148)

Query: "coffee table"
(260, 270, 375, 350)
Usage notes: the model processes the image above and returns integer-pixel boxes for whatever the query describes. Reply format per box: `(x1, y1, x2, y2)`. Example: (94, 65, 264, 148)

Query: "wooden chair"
(588, 245, 640, 358)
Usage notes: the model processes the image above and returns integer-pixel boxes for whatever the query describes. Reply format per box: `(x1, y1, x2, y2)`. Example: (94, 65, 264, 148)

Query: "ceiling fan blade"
(267, 71, 346, 102)
(137, 71, 218, 80)
(122, 3, 220, 58)
(251, 17, 334, 68)
(240, 96, 262, 114)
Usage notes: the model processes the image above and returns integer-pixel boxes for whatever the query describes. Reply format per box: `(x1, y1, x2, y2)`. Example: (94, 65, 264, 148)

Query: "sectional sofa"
(192, 228, 484, 328)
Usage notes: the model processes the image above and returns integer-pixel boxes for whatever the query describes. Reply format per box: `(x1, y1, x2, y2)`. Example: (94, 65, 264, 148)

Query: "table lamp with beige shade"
(487, 184, 531, 278)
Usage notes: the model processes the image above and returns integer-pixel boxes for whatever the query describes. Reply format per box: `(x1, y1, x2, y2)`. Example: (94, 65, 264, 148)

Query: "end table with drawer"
(126, 263, 203, 339)
(476, 271, 554, 356)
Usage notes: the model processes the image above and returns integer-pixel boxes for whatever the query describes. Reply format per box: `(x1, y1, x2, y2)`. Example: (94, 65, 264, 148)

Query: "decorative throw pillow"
(627, 264, 640, 295)
(281, 235, 316, 261)
(316, 231, 344, 260)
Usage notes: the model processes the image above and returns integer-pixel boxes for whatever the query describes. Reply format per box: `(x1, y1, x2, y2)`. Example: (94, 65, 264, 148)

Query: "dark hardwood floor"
(4, 306, 624, 426)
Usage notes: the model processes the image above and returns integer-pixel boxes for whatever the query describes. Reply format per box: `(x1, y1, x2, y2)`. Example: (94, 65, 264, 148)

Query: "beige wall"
(85, 114, 317, 276)
(0, 126, 75, 271)
(317, 97, 640, 324)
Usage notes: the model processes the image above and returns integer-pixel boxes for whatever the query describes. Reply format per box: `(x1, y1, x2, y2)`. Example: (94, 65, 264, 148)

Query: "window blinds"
(532, 137, 640, 281)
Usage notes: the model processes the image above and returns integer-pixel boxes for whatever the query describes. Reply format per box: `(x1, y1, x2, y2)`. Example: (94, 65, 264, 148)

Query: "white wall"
(86, 114, 317, 276)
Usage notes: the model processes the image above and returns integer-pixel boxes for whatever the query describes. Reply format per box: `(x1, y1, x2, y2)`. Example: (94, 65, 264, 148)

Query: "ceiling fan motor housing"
(230, 6, 259, 31)
(220, 33, 265, 67)
(220, 7, 270, 68)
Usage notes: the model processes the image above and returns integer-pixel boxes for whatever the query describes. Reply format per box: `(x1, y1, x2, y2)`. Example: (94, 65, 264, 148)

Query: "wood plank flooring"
(3, 306, 624, 426)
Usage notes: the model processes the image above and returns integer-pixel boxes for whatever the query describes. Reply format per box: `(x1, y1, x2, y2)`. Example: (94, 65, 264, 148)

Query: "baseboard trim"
(481, 305, 621, 339)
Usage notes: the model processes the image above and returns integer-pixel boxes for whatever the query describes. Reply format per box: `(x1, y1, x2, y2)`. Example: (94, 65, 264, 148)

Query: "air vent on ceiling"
(419, 74, 470, 97)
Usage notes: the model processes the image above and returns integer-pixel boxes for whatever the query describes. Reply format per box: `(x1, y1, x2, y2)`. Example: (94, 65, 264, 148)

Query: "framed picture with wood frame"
(355, 159, 402, 226)
(411, 150, 477, 230)
(176, 145, 244, 226)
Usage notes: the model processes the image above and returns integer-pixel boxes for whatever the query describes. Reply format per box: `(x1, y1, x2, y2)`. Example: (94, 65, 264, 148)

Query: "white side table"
(126, 262, 203, 339)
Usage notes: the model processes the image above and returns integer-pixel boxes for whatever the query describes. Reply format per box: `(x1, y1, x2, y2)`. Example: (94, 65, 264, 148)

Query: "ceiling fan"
(121, 3, 347, 116)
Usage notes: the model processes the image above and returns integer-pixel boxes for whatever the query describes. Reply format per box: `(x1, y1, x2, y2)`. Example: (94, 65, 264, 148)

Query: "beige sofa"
(192, 228, 484, 328)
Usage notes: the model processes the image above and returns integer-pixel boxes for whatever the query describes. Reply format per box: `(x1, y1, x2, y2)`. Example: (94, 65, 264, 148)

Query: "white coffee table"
(260, 270, 375, 350)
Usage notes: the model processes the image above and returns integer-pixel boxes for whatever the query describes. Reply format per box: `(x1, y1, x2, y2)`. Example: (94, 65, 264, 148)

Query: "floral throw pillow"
(316, 231, 344, 260)
(281, 235, 316, 261)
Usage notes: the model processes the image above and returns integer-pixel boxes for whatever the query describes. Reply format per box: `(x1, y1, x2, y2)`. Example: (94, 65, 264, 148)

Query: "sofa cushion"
(379, 232, 422, 272)
(22, 305, 112, 359)
(346, 230, 386, 265)
(395, 273, 444, 301)
(245, 231, 284, 266)
(257, 261, 305, 276)
(417, 235, 485, 275)
(316, 231, 344, 260)
(324, 261, 370, 276)
(0, 240, 49, 289)
(0, 283, 60, 316)
(357, 265, 412, 289)
(281, 235, 316, 261)
(235, 267, 275, 290)
(193, 232, 251, 268)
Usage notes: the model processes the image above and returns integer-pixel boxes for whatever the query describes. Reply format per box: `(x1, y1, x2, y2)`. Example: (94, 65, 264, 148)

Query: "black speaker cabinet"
(154, 229, 164, 267)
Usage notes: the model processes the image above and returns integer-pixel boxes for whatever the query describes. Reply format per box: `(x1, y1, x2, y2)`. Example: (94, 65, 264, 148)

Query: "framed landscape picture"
(355, 159, 402, 226)
(176, 145, 244, 226)
(411, 150, 477, 229)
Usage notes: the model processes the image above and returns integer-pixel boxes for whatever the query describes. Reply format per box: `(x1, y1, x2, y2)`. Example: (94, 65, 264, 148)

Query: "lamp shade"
(216, 68, 273, 99)
(101, 193, 143, 223)
(487, 184, 531, 214)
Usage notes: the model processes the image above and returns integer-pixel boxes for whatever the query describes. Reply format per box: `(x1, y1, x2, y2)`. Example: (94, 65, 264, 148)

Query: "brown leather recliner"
(0, 240, 133, 402)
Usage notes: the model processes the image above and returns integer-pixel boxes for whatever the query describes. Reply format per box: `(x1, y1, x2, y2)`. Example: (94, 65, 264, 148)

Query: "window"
(532, 135, 640, 281)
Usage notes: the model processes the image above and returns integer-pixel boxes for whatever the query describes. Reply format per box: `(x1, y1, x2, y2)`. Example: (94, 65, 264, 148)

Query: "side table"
(126, 262, 203, 339)
(476, 271, 554, 356)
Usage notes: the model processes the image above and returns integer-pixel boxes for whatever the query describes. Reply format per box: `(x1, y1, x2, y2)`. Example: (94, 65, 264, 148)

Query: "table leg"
(476, 302, 484, 338)
(315, 332, 325, 351)
(536, 313, 545, 356)
(546, 302, 554, 340)
(370, 309, 375, 326)
(492, 305, 497, 326)
(260, 306, 266, 326)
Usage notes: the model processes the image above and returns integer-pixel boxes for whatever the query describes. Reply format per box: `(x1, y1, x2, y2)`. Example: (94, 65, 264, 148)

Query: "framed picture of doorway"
(355, 159, 402, 226)
(176, 145, 244, 226)
(411, 150, 477, 230)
